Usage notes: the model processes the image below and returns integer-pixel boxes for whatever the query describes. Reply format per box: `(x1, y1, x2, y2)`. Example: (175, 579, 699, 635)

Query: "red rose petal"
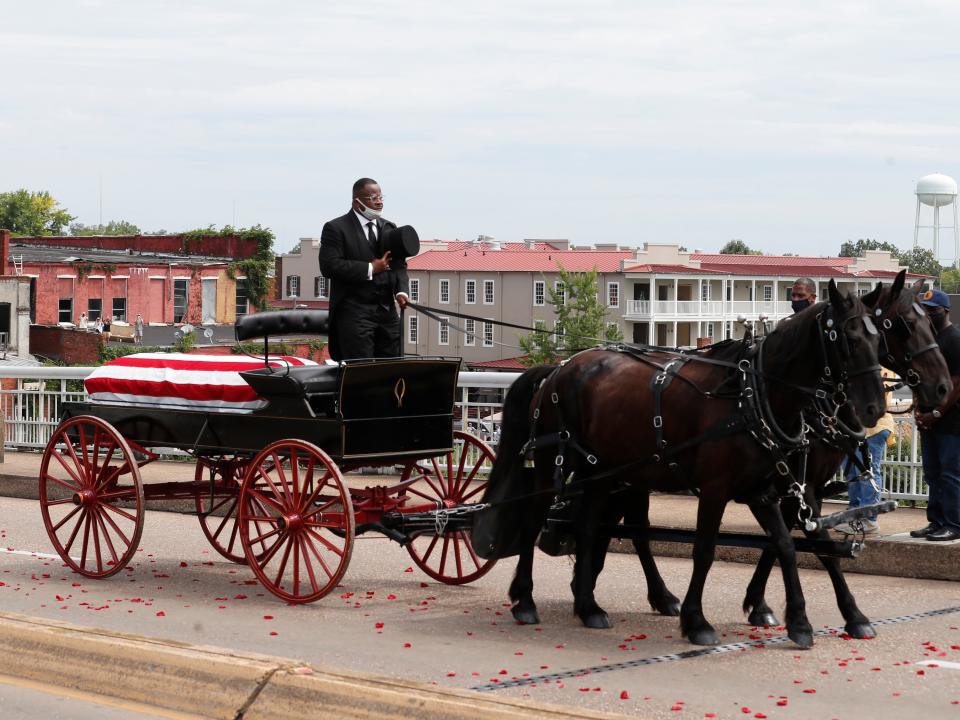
(263, 615, 273, 620)
(803, 688, 817, 694)
(620, 691, 629, 700)
(155, 611, 165, 617)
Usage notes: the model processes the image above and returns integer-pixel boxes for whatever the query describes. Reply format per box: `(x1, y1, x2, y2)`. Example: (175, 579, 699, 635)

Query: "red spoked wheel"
(195, 456, 255, 564)
(39, 415, 144, 578)
(399, 430, 497, 584)
(237, 439, 354, 604)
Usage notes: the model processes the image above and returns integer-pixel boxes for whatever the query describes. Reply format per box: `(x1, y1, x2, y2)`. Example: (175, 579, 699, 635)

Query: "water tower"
(914, 172, 959, 267)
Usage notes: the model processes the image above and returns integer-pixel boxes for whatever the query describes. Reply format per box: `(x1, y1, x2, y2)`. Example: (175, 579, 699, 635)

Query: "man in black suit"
(319, 178, 409, 360)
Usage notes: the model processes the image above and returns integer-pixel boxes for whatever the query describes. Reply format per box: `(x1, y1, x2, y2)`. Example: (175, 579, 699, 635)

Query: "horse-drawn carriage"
(38, 310, 496, 604)
(36, 272, 951, 648)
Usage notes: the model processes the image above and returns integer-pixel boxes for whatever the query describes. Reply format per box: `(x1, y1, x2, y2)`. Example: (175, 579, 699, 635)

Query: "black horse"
(473, 280, 887, 648)
(741, 272, 951, 637)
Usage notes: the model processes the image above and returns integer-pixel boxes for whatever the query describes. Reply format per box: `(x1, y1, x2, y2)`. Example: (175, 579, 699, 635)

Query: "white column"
(673, 277, 679, 315)
(751, 279, 756, 316)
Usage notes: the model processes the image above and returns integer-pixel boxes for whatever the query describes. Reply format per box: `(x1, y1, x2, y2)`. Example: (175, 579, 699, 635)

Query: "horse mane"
(761, 300, 829, 368)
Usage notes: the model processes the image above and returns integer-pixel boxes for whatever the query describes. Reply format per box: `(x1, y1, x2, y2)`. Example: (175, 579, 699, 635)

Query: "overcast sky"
(4, 1, 960, 258)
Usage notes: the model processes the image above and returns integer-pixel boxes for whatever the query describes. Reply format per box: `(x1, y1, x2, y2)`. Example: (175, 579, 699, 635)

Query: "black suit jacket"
(318, 210, 409, 360)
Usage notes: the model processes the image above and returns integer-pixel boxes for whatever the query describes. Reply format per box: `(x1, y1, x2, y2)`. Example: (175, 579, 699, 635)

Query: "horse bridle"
(871, 300, 939, 388)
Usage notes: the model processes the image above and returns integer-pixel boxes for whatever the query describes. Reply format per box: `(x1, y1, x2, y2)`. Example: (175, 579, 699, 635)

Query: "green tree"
(70, 219, 141, 236)
(719, 239, 762, 255)
(0, 189, 74, 235)
(838, 238, 900, 258)
(519, 267, 624, 366)
(898, 247, 942, 278)
(939, 267, 960, 293)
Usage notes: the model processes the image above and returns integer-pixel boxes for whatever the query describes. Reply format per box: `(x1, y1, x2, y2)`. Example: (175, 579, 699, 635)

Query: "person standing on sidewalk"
(912, 289, 960, 542)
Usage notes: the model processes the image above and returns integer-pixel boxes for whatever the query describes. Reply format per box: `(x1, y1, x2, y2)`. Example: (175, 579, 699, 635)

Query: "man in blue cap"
(913, 288, 960, 541)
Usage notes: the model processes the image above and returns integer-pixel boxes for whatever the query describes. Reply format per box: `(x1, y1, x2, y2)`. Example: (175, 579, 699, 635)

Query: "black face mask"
(929, 309, 948, 333)
(791, 298, 812, 314)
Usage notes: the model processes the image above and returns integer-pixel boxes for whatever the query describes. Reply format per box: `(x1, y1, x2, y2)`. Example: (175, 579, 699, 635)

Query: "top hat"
(381, 225, 420, 260)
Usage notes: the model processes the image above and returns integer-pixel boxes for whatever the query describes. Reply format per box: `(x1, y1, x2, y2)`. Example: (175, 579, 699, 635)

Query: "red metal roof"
(468, 356, 528, 370)
(408, 248, 632, 273)
(623, 263, 725, 274)
(691, 253, 856, 267)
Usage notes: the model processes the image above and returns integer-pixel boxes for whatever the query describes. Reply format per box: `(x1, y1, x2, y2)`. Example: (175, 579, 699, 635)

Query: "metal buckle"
(775, 460, 790, 476)
(653, 415, 663, 428)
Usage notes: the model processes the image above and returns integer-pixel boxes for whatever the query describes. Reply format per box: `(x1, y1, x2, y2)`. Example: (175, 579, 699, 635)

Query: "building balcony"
(625, 299, 794, 320)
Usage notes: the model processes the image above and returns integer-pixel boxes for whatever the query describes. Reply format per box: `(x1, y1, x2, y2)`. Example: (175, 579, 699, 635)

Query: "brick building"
(5, 231, 261, 328)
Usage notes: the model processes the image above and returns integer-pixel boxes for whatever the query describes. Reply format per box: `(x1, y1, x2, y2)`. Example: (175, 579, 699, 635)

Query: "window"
(555, 281, 565, 305)
(173, 280, 188, 323)
(483, 321, 494, 347)
(554, 320, 565, 348)
(533, 319, 547, 344)
(608, 282, 620, 308)
(236, 283, 249, 317)
(762, 285, 773, 302)
(465, 318, 476, 346)
(439, 317, 450, 345)
(314, 276, 329, 298)
(465, 279, 476, 304)
(408, 315, 418, 344)
(409, 279, 420, 302)
(87, 298, 102, 321)
(285, 275, 300, 298)
(534, 280, 545, 306)
(707, 322, 716, 338)
(58, 298, 73, 324)
(439, 279, 450, 304)
(701, 283, 710, 302)
(112, 297, 126, 322)
(483, 279, 495, 304)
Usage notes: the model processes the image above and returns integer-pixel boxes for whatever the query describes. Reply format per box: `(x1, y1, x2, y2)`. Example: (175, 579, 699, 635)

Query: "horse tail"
(472, 364, 557, 559)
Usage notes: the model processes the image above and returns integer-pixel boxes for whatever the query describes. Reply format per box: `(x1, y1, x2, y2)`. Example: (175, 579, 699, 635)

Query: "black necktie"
(367, 221, 377, 252)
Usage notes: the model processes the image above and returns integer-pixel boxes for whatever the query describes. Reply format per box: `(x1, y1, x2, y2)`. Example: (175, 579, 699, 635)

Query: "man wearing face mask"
(912, 289, 960, 541)
(790, 277, 817, 314)
(319, 178, 409, 360)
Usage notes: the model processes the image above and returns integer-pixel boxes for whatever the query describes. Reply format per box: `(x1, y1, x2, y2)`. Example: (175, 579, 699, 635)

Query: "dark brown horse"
(741, 272, 951, 637)
(473, 281, 887, 648)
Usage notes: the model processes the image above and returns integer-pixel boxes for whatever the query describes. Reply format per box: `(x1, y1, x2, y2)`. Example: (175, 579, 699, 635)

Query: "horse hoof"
(581, 612, 612, 629)
(653, 601, 681, 617)
(685, 628, 719, 646)
(845, 622, 876, 640)
(748, 610, 779, 627)
(512, 607, 540, 625)
(789, 629, 814, 649)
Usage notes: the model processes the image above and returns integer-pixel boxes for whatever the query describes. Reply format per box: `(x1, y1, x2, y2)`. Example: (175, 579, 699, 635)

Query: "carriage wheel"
(399, 431, 497, 585)
(237, 439, 354, 604)
(195, 457, 259, 564)
(39, 415, 144, 578)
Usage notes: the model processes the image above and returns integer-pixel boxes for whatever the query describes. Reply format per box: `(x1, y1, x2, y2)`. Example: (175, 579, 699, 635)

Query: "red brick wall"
(12, 234, 259, 258)
(25, 263, 230, 326)
(30, 326, 101, 365)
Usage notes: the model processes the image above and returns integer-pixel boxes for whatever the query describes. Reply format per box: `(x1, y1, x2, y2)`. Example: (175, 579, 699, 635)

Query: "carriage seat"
(240, 365, 340, 399)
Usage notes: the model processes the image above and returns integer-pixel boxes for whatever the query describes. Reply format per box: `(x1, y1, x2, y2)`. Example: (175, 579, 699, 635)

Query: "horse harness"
(519, 307, 882, 530)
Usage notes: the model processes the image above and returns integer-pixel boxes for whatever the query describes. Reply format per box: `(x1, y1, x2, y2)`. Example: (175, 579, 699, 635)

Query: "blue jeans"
(919, 430, 960, 533)
(843, 430, 890, 520)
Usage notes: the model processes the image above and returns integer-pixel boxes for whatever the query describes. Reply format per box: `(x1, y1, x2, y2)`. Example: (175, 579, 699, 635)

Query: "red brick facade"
(25, 262, 239, 326)
(30, 326, 101, 365)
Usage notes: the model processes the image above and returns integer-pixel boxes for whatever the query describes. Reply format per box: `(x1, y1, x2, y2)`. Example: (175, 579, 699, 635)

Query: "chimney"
(0, 230, 9, 276)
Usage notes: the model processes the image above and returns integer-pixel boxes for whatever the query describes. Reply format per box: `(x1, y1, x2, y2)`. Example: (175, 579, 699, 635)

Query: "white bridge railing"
(0, 367, 927, 502)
